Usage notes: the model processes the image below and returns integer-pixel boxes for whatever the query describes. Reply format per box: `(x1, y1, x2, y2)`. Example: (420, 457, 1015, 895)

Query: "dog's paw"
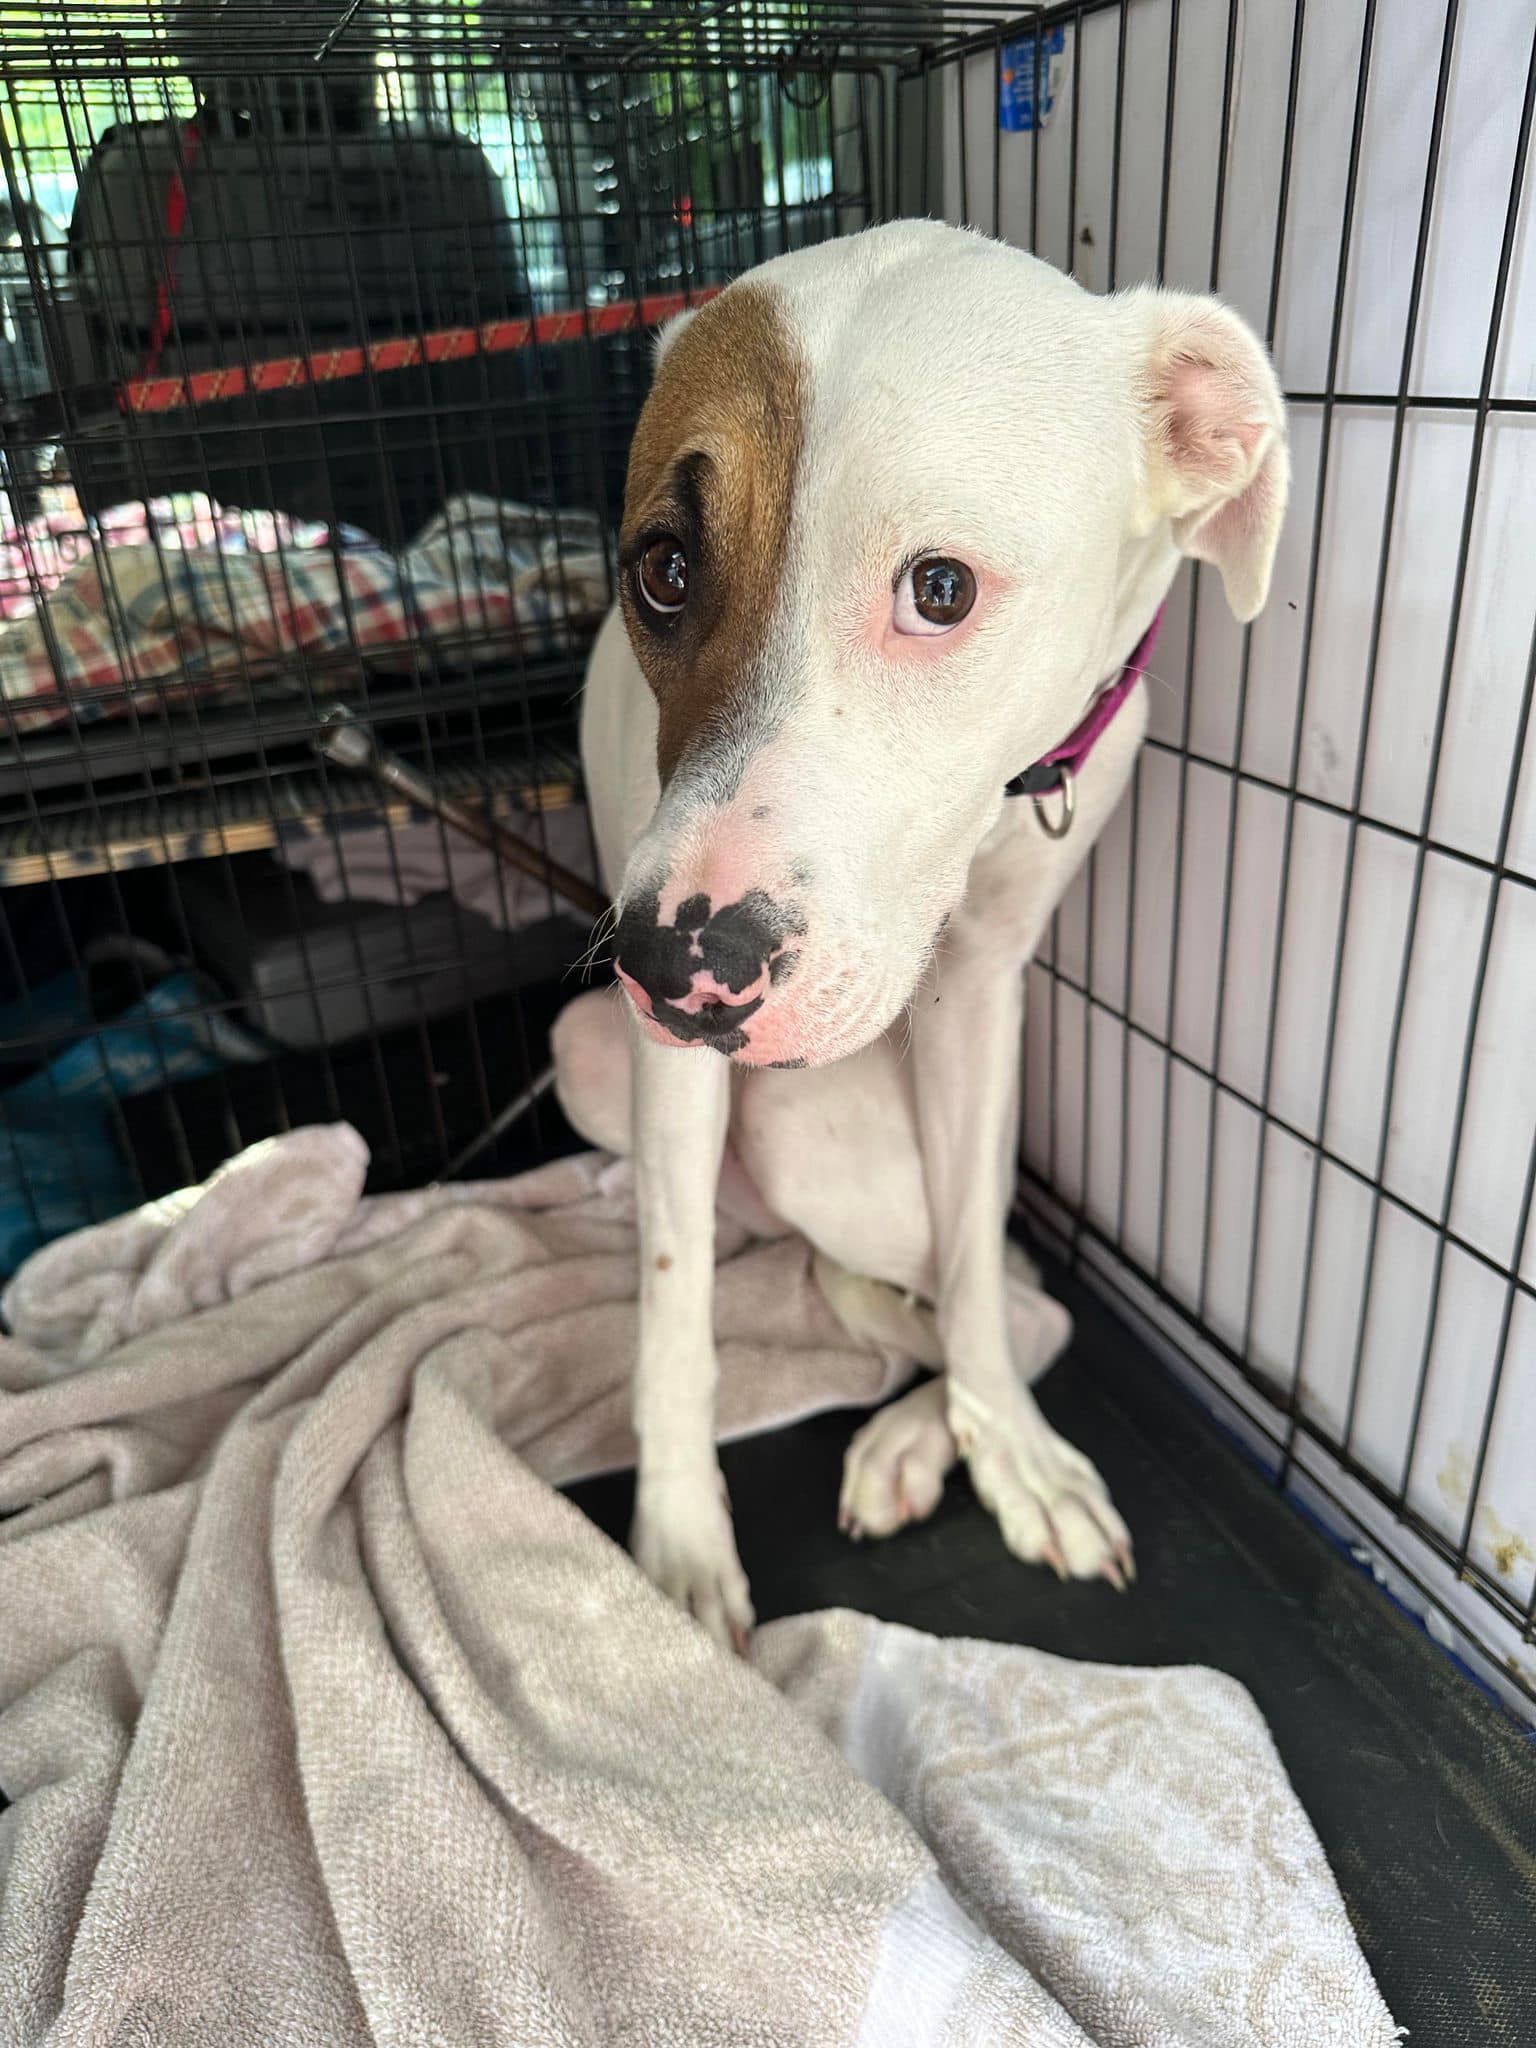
(948, 1384, 1134, 1588)
(631, 1468, 755, 1654)
(839, 1378, 957, 1540)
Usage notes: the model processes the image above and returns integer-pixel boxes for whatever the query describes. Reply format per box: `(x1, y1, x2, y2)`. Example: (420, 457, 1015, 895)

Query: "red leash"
(139, 119, 203, 381)
(120, 286, 723, 416)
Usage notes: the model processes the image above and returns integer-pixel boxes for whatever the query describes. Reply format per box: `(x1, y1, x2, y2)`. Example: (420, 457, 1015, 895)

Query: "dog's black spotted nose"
(614, 888, 802, 1051)
(674, 990, 756, 1041)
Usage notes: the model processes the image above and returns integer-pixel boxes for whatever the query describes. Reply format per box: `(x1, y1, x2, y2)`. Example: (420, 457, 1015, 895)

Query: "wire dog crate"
(0, 0, 1533, 1733)
(0, 1, 894, 1227)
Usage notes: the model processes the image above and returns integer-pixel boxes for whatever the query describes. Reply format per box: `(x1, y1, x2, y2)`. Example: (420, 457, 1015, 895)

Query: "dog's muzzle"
(614, 887, 800, 1055)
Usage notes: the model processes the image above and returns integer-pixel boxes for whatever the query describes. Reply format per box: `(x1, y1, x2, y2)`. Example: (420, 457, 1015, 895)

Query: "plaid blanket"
(0, 491, 349, 620)
(0, 494, 612, 733)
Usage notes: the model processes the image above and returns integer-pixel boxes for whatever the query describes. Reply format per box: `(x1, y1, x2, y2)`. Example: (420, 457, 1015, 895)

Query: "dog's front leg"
(627, 1023, 754, 1650)
(913, 956, 1133, 1586)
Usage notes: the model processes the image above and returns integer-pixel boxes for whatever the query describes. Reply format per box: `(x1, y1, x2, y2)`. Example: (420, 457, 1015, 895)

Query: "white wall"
(941, 0, 1536, 1711)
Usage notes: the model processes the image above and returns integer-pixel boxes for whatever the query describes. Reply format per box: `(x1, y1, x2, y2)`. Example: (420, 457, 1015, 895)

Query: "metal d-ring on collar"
(1004, 607, 1164, 840)
(1035, 769, 1076, 839)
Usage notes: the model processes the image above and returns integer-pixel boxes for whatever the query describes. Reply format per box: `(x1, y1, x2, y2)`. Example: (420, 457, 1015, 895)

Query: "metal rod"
(312, 709, 604, 1180)
(314, 706, 609, 920)
(313, 0, 370, 65)
(438, 1065, 559, 1182)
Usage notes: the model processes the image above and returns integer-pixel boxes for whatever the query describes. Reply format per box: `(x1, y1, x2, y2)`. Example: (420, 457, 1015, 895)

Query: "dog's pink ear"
(1132, 291, 1289, 622)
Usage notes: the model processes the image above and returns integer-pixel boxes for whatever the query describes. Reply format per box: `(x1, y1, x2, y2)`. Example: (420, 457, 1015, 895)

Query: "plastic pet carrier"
(52, 61, 552, 538)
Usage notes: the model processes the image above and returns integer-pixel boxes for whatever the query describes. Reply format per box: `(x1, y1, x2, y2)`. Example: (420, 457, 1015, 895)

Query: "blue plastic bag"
(0, 966, 267, 1273)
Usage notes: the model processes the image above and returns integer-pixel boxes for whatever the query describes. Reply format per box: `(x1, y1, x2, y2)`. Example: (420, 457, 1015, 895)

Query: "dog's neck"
(1003, 607, 1162, 803)
(1004, 526, 1179, 812)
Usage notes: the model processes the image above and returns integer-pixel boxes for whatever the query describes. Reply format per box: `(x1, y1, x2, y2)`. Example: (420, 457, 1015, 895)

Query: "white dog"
(552, 221, 1288, 1649)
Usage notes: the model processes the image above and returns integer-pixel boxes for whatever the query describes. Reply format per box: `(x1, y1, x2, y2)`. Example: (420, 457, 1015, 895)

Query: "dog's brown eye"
(893, 555, 978, 638)
(636, 536, 689, 614)
(910, 557, 975, 625)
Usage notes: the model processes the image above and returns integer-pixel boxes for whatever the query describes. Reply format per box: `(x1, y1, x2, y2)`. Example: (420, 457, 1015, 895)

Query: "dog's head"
(612, 221, 1287, 1066)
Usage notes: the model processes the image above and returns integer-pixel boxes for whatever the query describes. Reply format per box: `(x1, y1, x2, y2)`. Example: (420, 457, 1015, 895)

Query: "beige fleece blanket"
(0, 1127, 1398, 2047)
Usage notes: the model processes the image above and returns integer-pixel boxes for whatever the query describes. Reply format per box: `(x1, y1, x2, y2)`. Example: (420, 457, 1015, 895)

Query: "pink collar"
(1005, 607, 1163, 833)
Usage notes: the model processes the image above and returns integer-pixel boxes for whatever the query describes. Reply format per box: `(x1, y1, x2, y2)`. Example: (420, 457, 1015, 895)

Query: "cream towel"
(0, 1128, 1398, 2046)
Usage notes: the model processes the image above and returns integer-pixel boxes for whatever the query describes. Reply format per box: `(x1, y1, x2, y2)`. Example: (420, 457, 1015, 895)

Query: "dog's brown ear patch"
(621, 283, 805, 783)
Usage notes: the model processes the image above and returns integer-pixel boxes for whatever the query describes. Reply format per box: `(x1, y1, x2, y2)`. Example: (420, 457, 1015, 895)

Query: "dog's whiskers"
(891, 929, 946, 1067)
(566, 902, 619, 985)
(892, 987, 919, 1066)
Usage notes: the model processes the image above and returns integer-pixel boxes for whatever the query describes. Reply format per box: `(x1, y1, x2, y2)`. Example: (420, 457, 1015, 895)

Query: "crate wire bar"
(1, 1, 1534, 1721)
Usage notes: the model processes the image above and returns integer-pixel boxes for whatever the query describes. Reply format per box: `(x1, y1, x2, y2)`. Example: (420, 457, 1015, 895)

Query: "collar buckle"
(1032, 766, 1076, 840)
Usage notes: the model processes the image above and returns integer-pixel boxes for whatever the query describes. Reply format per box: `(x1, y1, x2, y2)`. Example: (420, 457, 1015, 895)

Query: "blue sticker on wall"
(1000, 27, 1066, 134)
